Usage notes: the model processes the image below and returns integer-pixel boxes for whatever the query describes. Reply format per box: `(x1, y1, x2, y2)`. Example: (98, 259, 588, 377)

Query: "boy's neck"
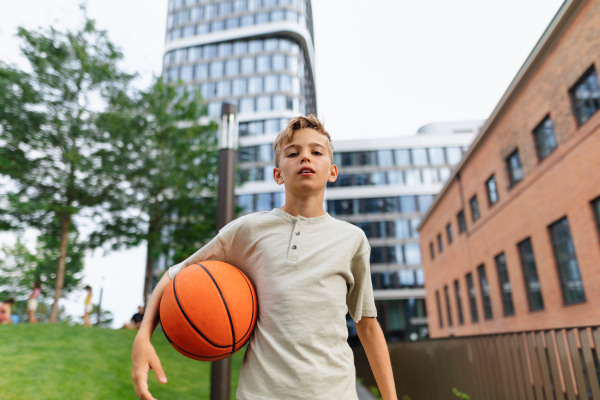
(279, 195, 327, 219)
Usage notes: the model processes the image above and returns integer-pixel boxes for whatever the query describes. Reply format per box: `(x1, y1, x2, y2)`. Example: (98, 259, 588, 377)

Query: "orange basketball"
(159, 261, 258, 361)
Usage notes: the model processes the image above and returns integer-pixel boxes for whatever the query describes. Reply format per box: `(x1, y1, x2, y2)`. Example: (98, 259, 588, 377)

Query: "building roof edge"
(417, 0, 585, 231)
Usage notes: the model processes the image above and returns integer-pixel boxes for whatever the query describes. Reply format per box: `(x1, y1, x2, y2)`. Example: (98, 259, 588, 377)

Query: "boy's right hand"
(132, 335, 167, 400)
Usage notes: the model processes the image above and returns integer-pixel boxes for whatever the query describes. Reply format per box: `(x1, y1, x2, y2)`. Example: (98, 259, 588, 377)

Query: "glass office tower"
(163, 1, 316, 211)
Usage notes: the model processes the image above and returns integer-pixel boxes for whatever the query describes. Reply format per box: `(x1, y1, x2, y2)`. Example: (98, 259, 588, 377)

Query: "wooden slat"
(508, 333, 529, 400)
(536, 331, 557, 400)
(495, 335, 517, 400)
(579, 328, 600, 399)
(482, 336, 502, 400)
(490, 337, 508, 400)
(555, 329, 578, 400)
(516, 332, 537, 400)
(566, 328, 590, 399)
(525, 331, 546, 400)
(545, 330, 566, 400)
(472, 337, 490, 399)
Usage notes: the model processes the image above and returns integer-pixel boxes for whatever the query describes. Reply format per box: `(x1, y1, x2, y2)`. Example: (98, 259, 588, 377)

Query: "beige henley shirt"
(168, 208, 377, 400)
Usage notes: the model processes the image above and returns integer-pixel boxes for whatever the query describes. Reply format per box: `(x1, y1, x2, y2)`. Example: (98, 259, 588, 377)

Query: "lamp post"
(211, 102, 238, 400)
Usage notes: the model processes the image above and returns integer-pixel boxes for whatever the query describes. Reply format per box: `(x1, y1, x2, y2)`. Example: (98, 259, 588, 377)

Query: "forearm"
(136, 271, 171, 341)
(356, 318, 397, 400)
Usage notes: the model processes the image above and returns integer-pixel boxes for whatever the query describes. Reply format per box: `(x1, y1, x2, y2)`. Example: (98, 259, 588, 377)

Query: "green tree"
(91, 77, 219, 306)
(0, 11, 134, 322)
(0, 226, 85, 304)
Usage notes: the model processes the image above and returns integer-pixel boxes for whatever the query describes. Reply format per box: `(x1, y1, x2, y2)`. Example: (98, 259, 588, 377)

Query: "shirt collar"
(270, 208, 332, 225)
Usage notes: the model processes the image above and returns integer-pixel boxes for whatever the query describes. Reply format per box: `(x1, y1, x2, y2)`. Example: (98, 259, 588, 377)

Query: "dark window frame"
(437, 233, 443, 253)
(470, 195, 480, 222)
(506, 149, 524, 188)
(454, 279, 464, 325)
(457, 210, 467, 233)
(466, 272, 479, 323)
(592, 196, 600, 241)
(429, 242, 435, 260)
(444, 285, 453, 327)
(548, 217, 586, 305)
(446, 223, 453, 244)
(477, 264, 493, 320)
(532, 115, 558, 161)
(435, 290, 443, 328)
(494, 252, 515, 316)
(486, 174, 499, 206)
(569, 65, 600, 125)
(517, 238, 545, 312)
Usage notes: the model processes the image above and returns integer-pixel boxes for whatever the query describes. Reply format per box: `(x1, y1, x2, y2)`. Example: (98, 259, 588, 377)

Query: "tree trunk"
(49, 214, 71, 323)
(143, 237, 154, 309)
(143, 218, 159, 309)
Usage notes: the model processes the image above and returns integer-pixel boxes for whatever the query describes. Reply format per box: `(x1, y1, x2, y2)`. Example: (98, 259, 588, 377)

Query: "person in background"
(122, 306, 145, 330)
(1, 298, 15, 325)
(83, 285, 92, 327)
(27, 281, 42, 324)
(0, 304, 7, 324)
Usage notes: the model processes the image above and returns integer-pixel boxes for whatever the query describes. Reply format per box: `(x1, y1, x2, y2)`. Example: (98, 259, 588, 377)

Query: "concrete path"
(356, 379, 377, 400)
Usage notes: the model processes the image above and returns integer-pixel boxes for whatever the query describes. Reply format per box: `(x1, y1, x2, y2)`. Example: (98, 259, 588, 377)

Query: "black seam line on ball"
(197, 263, 236, 356)
(163, 325, 231, 359)
(172, 273, 229, 349)
(233, 267, 255, 345)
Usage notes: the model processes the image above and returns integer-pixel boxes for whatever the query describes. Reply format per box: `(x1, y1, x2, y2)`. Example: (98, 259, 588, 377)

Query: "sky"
(0, 0, 564, 327)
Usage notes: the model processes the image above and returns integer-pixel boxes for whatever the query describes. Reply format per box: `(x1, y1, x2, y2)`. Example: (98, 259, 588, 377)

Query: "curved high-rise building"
(163, 0, 316, 213)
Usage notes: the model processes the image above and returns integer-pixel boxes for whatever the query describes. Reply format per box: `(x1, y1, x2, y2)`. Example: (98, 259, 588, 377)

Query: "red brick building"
(419, 0, 600, 338)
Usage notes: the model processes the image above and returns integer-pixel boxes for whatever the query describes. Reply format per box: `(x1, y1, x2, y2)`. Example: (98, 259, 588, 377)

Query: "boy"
(0, 298, 15, 324)
(132, 115, 398, 400)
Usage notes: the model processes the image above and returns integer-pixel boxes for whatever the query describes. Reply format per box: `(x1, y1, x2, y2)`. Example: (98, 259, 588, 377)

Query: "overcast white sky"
(0, 0, 564, 327)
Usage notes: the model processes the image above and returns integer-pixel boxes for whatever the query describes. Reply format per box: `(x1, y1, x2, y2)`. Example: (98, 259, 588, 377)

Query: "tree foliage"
(91, 78, 219, 305)
(0, 10, 134, 322)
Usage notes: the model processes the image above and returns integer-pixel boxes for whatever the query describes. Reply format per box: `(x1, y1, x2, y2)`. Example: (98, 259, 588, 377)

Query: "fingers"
(133, 369, 157, 400)
(150, 354, 168, 384)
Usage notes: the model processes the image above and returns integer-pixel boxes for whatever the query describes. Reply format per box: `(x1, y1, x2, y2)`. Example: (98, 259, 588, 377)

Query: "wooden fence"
(353, 326, 600, 400)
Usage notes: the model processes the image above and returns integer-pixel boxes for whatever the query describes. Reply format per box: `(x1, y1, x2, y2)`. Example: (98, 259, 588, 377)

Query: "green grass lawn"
(0, 324, 245, 400)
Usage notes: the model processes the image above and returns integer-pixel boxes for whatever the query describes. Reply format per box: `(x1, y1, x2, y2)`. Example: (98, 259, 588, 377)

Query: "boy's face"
(273, 128, 337, 194)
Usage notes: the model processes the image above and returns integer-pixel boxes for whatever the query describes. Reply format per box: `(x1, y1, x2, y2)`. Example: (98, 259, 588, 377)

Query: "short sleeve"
(346, 241, 377, 323)
(168, 234, 226, 279)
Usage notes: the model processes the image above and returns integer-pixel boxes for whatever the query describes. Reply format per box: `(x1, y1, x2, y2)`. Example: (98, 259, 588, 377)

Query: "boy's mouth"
(298, 167, 315, 176)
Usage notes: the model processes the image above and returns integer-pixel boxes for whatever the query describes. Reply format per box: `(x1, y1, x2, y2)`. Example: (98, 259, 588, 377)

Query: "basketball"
(159, 261, 258, 361)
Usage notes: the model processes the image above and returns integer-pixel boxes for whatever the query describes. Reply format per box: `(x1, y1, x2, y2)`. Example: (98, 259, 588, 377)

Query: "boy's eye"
(312, 151, 322, 156)
(287, 152, 298, 157)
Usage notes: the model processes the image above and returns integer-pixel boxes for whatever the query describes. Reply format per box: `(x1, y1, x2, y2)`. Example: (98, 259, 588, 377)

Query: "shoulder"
(218, 211, 279, 237)
(325, 217, 370, 255)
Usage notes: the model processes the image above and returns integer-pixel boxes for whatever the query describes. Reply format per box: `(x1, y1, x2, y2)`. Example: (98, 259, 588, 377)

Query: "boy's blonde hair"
(272, 114, 334, 168)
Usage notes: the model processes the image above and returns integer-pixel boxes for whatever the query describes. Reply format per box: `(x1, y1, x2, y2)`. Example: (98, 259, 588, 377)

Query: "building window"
(437, 234, 443, 253)
(436, 290, 443, 328)
(469, 195, 480, 222)
(532, 116, 558, 160)
(494, 252, 515, 316)
(570, 67, 600, 125)
(454, 280, 464, 325)
(457, 210, 467, 233)
(593, 197, 600, 239)
(517, 238, 544, 311)
(466, 272, 479, 323)
(486, 175, 499, 206)
(506, 150, 524, 187)
(548, 218, 586, 304)
(429, 242, 435, 260)
(444, 285, 453, 327)
(476, 264, 493, 320)
(446, 223, 453, 244)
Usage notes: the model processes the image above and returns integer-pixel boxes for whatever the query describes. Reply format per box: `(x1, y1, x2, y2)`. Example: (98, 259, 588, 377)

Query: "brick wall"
(420, 0, 600, 338)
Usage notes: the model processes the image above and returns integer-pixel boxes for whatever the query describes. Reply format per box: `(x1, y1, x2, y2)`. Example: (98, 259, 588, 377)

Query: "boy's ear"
(328, 164, 338, 182)
(273, 167, 284, 185)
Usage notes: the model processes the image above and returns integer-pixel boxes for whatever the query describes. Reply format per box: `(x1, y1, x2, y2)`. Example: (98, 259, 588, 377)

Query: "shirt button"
(292, 245, 297, 250)
(295, 232, 300, 236)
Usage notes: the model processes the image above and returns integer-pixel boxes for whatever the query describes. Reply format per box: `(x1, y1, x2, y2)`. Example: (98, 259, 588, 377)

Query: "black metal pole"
(211, 103, 238, 400)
